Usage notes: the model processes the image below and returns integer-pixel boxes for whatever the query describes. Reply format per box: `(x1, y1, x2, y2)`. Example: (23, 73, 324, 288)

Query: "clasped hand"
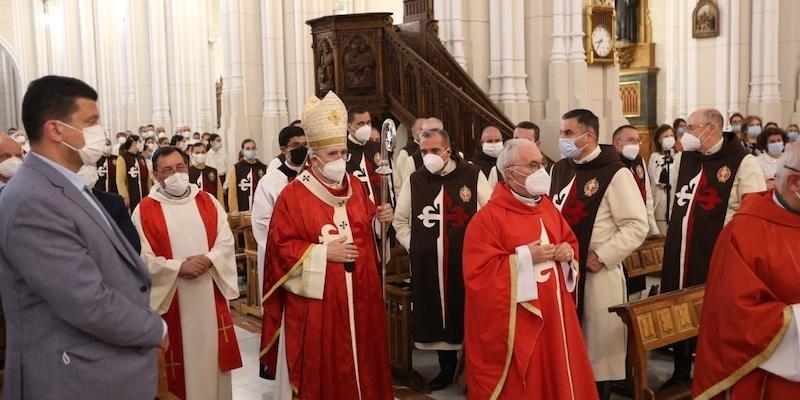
(327, 236, 359, 263)
(528, 240, 574, 264)
(179, 255, 213, 279)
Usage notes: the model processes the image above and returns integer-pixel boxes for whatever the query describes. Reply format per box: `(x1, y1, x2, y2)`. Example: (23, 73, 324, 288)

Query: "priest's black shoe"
(428, 350, 457, 391)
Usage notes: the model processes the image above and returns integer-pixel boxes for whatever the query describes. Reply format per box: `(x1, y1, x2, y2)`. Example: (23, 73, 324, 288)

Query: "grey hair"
(496, 138, 535, 181)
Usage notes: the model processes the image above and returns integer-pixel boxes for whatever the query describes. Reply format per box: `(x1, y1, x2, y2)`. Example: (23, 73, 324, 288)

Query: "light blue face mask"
(730, 124, 741, 133)
(677, 127, 686, 135)
(788, 131, 799, 142)
(747, 125, 762, 138)
(558, 131, 589, 159)
(243, 150, 258, 160)
(767, 141, 784, 155)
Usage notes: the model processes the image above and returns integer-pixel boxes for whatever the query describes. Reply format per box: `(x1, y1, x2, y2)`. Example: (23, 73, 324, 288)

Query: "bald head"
(481, 126, 502, 144)
(687, 108, 724, 152)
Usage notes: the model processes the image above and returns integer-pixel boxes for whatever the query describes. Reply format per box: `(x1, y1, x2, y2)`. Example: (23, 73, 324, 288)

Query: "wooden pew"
(227, 212, 262, 318)
(384, 246, 430, 394)
(624, 237, 665, 279)
(609, 285, 705, 400)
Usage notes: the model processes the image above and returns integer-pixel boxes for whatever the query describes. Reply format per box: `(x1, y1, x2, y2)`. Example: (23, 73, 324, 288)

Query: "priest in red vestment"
(693, 142, 800, 400)
(259, 91, 394, 400)
(463, 139, 598, 400)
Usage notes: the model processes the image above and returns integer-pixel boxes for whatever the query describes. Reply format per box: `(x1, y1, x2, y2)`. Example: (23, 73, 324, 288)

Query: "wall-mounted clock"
(585, 4, 616, 64)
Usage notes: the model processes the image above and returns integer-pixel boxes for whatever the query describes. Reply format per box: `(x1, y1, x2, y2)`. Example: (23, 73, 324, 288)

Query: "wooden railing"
(383, 25, 514, 154)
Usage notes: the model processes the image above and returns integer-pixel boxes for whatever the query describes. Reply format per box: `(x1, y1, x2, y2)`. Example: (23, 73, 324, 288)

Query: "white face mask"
(661, 136, 676, 151)
(78, 165, 99, 188)
(319, 157, 347, 183)
(423, 153, 446, 174)
(482, 142, 503, 158)
(161, 172, 190, 196)
(354, 125, 372, 143)
(157, 132, 167, 139)
(524, 167, 551, 197)
(117, 137, 126, 144)
(681, 132, 702, 152)
(213, 141, 222, 151)
(0, 156, 23, 179)
(13, 135, 27, 144)
(192, 153, 207, 165)
(59, 122, 109, 165)
(621, 144, 640, 160)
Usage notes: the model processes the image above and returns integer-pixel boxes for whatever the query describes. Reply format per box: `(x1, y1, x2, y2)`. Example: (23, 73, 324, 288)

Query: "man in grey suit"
(0, 75, 167, 399)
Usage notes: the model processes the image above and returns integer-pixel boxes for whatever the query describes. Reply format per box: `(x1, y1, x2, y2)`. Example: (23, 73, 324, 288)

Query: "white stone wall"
(3, 0, 798, 162)
(651, 0, 800, 127)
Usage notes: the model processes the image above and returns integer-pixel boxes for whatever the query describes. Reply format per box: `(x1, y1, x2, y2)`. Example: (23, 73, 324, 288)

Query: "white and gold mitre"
(302, 91, 348, 150)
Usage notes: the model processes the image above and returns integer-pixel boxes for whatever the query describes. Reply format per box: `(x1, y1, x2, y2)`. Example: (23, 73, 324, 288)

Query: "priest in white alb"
(132, 145, 242, 400)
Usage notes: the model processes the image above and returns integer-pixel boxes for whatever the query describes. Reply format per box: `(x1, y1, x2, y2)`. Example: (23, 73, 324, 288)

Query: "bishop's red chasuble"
(260, 169, 393, 400)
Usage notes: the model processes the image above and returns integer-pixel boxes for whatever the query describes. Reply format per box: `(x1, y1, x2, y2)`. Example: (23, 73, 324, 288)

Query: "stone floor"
(230, 276, 673, 399)
(229, 324, 675, 400)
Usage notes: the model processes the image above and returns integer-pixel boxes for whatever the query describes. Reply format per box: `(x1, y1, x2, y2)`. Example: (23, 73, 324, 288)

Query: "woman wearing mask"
(672, 118, 686, 153)
(648, 124, 678, 235)
(741, 115, 763, 156)
(227, 138, 266, 212)
(787, 124, 800, 142)
(116, 135, 151, 211)
(728, 112, 744, 138)
(112, 132, 127, 156)
(143, 137, 158, 173)
(170, 134, 188, 151)
(205, 134, 229, 187)
(756, 127, 788, 190)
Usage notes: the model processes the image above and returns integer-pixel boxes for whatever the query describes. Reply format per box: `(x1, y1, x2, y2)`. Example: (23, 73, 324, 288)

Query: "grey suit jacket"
(0, 154, 164, 400)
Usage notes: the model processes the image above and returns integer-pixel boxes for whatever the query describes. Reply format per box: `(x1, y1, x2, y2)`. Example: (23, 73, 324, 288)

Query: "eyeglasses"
(510, 160, 542, 171)
(686, 123, 710, 133)
(617, 137, 642, 145)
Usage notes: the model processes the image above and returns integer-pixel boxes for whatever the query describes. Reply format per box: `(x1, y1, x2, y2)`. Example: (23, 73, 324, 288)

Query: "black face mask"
(289, 146, 308, 165)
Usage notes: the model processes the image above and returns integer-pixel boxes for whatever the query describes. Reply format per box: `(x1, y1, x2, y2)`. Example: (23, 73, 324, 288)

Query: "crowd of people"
(0, 74, 797, 400)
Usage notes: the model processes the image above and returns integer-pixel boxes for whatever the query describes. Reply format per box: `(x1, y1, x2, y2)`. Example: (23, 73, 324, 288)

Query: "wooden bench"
(384, 246, 430, 394)
(609, 285, 705, 400)
(623, 237, 665, 279)
(227, 212, 262, 318)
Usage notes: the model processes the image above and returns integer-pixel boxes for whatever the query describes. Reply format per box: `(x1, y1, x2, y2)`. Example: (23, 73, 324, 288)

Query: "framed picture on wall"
(692, 0, 719, 38)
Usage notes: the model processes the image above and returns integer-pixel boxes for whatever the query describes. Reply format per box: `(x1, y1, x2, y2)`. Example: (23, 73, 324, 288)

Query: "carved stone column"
(147, 0, 171, 126)
(260, 0, 289, 157)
